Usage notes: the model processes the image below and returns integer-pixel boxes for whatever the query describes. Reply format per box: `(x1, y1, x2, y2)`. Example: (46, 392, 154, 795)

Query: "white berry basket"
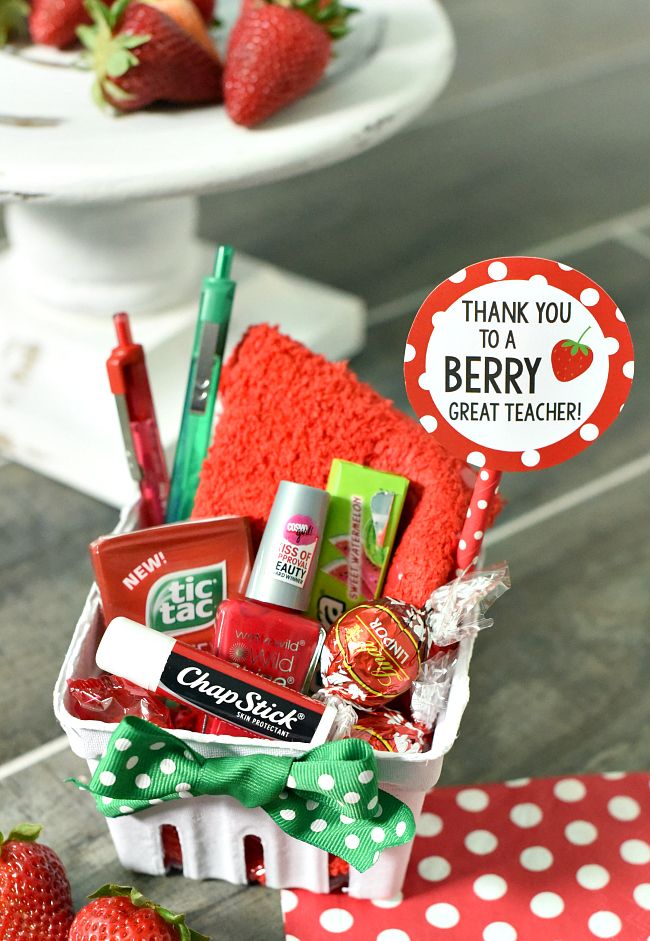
(54, 503, 474, 899)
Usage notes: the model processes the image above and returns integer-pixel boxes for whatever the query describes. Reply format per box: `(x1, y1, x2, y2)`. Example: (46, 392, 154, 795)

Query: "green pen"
(166, 245, 236, 523)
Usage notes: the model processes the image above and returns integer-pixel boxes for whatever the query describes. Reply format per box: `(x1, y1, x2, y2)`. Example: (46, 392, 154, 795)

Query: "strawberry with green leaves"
(28, 0, 213, 47)
(551, 326, 594, 382)
(224, 0, 357, 127)
(0, 0, 29, 46)
(69, 885, 209, 941)
(0, 823, 74, 940)
(78, 0, 222, 110)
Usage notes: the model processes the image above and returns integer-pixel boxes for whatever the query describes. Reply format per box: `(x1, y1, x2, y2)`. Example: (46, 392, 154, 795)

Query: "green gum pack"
(307, 460, 409, 629)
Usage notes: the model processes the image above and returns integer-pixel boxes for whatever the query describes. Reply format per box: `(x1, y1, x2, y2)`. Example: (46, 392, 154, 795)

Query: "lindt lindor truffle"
(320, 598, 427, 708)
(352, 708, 431, 754)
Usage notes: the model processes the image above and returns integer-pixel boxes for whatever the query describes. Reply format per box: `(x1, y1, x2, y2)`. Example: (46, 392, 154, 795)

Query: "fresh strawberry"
(69, 885, 209, 941)
(29, 0, 91, 47)
(224, 0, 356, 127)
(78, 0, 222, 112)
(0, 823, 74, 940)
(141, 0, 216, 54)
(29, 0, 211, 45)
(241, 0, 327, 11)
(0, 0, 29, 46)
(551, 326, 593, 382)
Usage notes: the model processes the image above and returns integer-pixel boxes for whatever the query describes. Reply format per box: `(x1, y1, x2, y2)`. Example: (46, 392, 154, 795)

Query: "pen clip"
(190, 321, 223, 414)
(115, 394, 143, 483)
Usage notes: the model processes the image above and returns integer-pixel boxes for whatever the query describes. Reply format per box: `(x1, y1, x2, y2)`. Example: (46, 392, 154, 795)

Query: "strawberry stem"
(0, 0, 29, 47)
(77, 0, 150, 110)
(262, 0, 358, 39)
(576, 326, 591, 345)
(0, 823, 43, 855)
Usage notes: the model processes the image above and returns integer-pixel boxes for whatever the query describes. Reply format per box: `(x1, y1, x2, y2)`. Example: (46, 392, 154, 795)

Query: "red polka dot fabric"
(282, 772, 650, 941)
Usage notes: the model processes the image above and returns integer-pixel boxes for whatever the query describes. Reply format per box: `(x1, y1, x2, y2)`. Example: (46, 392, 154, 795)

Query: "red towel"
(193, 325, 495, 606)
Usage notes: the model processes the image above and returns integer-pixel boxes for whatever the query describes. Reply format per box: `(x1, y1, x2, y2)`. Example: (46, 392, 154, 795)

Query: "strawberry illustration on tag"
(551, 327, 593, 382)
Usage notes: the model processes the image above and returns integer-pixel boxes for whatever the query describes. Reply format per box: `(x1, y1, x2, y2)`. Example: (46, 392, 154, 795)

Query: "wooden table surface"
(1, 1, 649, 937)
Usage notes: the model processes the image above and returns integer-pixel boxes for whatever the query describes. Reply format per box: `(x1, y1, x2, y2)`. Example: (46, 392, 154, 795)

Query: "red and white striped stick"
(455, 467, 502, 574)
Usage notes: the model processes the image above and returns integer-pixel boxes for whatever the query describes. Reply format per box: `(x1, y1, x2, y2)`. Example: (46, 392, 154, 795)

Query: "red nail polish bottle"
(214, 482, 329, 695)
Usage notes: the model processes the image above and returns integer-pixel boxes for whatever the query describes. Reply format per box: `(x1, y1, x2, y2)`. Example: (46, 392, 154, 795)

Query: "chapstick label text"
(159, 651, 322, 743)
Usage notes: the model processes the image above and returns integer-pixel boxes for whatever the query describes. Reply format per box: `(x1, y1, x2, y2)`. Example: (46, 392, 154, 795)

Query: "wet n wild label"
(146, 562, 226, 635)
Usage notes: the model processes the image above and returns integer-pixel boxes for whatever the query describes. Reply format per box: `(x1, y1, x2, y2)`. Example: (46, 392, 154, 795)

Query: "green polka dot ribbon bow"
(70, 717, 415, 872)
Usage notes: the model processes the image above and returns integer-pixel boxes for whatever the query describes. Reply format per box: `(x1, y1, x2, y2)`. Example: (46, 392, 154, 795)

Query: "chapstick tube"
(97, 617, 336, 745)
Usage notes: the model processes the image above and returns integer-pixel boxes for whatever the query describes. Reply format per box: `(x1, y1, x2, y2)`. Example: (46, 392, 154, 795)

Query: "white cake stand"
(0, 0, 454, 505)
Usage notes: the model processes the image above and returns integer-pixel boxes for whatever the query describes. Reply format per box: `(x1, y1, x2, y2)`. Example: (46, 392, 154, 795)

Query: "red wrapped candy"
(352, 707, 431, 754)
(170, 702, 208, 733)
(328, 855, 350, 892)
(320, 598, 427, 709)
(66, 675, 172, 727)
(245, 839, 349, 891)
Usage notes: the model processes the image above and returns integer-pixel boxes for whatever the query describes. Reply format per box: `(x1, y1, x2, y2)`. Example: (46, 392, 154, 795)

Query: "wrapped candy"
(312, 691, 358, 740)
(66, 675, 172, 727)
(352, 708, 431, 754)
(410, 648, 458, 732)
(169, 702, 208, 733)
(320, 598, 427, 709)
(245, 839, 349, 890)
(424, 563, 511, 650)
(245, 835, 266, 884)
(409, 564, 511, 730)
(312, 689, 357, 741)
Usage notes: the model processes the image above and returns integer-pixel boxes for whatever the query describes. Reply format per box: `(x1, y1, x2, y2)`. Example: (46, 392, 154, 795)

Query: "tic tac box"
(89, 516, 253, 649)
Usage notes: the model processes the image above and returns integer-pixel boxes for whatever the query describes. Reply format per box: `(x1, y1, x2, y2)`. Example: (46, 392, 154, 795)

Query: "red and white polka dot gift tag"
(282, 772, 650, 941)
(404, 257, 633, 473)
(403, 257, 634, 569)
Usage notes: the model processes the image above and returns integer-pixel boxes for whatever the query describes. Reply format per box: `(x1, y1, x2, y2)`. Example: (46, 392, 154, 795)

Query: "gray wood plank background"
(1, 0, 649, 937)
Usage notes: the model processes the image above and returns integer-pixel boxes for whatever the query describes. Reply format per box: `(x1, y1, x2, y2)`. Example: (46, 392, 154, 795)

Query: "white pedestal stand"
(0, 198, 367, 503)
(0, 0, 454, 504)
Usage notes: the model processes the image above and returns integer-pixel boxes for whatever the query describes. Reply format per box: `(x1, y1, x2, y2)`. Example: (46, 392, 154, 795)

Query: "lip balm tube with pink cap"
(96, 617, 336, 745)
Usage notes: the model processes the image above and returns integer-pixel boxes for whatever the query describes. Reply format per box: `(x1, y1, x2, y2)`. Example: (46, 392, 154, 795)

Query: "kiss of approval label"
(273, 514, 319, 589)
(145, 562, 226, 634)
(404, 257, 634, 471)
(159, 649, 323, 742)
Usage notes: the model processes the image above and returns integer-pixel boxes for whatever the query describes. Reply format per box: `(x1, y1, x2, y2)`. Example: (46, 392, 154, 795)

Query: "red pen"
(106, 313, 169, 528)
